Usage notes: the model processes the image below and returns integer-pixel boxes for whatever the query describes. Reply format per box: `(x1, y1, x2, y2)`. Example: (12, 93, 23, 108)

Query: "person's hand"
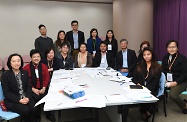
(19, 99, 25, 104)
(23, 97, 29, 104)
(92, 54, 95, 58)
(136, 83, 141, 86)
(32, 88, 40, 95)
(48, 68, 53, 72)
(168, 81, 177, 87)
(120, 69, 128, 73)
(39, 87, 46, 94)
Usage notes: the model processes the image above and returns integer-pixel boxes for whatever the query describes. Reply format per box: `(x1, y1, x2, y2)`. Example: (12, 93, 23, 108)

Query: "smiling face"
(47, 49, 55, 60)
(167, 42, 178, 55)
(10, 56, 21, 70)
(107, 31, 113, 38)
(143, 50, 152, 62)
(31, 53, 41, 65)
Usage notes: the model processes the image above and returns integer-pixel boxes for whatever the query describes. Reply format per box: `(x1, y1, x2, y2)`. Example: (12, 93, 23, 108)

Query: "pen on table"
(110, 94, 120, 96)
(116, 73, 120, 79)
(120, 82, 125, 86)
(79, 84, 87, 86)
(143, 96, 152, 98)
(58, 103, 62, 106)
(76, 98, 87, 103)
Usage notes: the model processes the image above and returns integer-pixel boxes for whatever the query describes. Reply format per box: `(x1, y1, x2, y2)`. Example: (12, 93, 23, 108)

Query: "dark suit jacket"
(1, 70, 32, 109)
(65, 30, 85, 50)
(93, 52, 115, 68)
(116, 49, 137, 77)
(162, 53, 187, 84)
(132, 65, 161, 96)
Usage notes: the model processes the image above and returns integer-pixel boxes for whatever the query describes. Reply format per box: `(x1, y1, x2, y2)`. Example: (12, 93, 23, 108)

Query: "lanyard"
(48, 60, 53, 69)
(168, 53, 178, 72)
(92, 39, 96, 51)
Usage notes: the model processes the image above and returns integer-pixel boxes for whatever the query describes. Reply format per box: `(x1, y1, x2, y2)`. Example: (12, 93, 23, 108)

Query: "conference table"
(39, 68, 158, 122)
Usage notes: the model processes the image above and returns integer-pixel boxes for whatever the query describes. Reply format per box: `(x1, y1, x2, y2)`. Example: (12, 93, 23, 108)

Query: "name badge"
(108, 44, 112, 50)
(35, 69, 39, 78)
(101, 57, 106, 63)
(167, 73, 173, 82)
(81, 64, 86, 68)
(93, 51, 96, 54)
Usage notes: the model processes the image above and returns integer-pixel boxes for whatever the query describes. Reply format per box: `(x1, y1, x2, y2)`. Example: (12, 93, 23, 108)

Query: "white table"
(43, 68, 158, 122)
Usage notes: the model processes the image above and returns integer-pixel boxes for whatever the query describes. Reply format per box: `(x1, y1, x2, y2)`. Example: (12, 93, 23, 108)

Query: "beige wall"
(113, 0, 153, 54)
(0, 0, 112, 58)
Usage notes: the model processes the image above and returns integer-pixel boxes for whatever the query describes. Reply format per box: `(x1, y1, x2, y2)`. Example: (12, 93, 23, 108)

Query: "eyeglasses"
(167, 46, 177, 49)
(72, 24, 78, 26)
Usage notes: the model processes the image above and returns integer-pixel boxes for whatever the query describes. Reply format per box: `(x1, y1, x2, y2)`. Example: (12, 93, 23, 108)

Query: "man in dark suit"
(116, 39, 137, 77)
(93, 41, 115, 68)
(65, 20, 85, 58)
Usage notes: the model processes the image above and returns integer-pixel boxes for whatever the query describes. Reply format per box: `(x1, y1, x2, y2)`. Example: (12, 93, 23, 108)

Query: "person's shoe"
(46, 116, 53, 121)
(183, 99, 187, 102)
(183, 109, 187, 114)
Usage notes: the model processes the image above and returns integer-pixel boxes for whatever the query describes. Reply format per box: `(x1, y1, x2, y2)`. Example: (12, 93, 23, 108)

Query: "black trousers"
(8, 99, 37, 121)
(139, 103, 156, 114)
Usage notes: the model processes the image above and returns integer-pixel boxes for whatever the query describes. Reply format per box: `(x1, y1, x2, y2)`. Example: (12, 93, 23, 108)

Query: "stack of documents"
(110, 76, 132, 82)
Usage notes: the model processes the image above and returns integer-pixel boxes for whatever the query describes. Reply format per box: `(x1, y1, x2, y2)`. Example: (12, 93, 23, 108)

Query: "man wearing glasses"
(65, 20, 85, 58)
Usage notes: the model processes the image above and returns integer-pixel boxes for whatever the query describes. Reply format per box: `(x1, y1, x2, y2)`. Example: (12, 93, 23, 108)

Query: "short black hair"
(60, 42, 70, 49)
(38, 24, 46, 29)
(71, 20, 78, 25)
(166, 40, 178, 48)
(30, 49, 41, 57)
(100, 41, 108, 46)
(7, 53, 24, 70)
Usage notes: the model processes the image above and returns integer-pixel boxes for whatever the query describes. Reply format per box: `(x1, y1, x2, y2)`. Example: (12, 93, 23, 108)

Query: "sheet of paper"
(35, 93, 64, 107)
(105, 94, 129, 102)
(44, 94, 106, 111)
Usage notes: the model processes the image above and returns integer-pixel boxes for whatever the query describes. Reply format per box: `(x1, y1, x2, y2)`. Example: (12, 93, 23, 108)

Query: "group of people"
(1, 20, 187, 122)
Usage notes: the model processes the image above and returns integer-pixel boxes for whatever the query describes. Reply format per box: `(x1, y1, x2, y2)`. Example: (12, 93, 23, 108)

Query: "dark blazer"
(162, 53, 187, 84)
(116, 49, 137, 77)
(1, 70, 32, 109)
(74, 52, 93, 68)
(93, 52, 115, 68)
(104, 39, 118, 57)
(87, 37, 102, 54)
(65, 30, 85, 50)
(132, 64, 161, 96)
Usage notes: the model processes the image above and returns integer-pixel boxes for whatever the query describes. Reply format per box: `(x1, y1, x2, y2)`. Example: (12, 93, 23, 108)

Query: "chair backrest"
(22, 55, 31, 67)
(3, 57, 9, 71)
(0, 82, 5, 101)
(0, 58, 2, 70)
(157, 72, 166, 97)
